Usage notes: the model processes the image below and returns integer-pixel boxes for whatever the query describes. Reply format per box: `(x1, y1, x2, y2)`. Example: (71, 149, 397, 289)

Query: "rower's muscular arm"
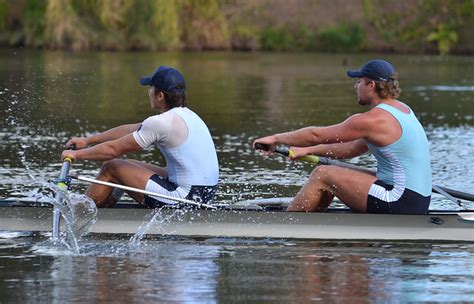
(254, 110, 384, 158)
(255, 113, 376, 152)
(62, 133, 142, 161)
(275, 114, 373, 146)
(291, 139, 369, 160)
(66, 123, 141, 149)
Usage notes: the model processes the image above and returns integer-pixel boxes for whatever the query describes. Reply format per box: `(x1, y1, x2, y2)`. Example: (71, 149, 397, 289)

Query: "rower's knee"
(308, 166, 337, 189)
(309, 166, 329, 182)
(99, 159, 125, 177)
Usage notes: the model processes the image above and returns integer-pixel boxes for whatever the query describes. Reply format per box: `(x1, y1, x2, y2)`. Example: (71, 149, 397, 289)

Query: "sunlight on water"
(414, 85, 474, 92)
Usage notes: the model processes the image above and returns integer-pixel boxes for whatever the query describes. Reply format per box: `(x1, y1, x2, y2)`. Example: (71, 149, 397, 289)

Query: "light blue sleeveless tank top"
(367, 103, 432, 196)
(160, 108, 219, 186)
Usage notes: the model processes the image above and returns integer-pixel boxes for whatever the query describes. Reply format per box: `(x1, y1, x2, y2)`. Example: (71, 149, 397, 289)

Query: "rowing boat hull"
(1, 201, 473, 241)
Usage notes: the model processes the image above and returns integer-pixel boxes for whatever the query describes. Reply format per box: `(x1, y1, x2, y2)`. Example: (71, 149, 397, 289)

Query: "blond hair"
(366, 74, 401, 99)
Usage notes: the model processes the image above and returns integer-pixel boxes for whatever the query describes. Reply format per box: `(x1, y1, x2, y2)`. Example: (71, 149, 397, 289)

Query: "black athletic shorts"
(367, 180, 431, 214)
(143, 174, 217, 208)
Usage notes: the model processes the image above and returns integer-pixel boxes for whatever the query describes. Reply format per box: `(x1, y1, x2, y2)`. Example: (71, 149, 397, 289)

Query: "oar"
(255, 143, 375, 175)
(68, 175, 217, 210)
(52, 157, 73, 241)
(254, 143, 474, 203)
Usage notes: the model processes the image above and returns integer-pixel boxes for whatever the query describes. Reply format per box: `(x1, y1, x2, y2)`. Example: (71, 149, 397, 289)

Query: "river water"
(1, 49, 474, 302)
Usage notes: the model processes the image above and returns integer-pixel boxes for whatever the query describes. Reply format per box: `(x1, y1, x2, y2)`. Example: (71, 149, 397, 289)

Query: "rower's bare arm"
(274, 114, 372, 147)
(66, 123, 141, 149)
(62, 133, 142, 161)
(291, 139, 368, 160)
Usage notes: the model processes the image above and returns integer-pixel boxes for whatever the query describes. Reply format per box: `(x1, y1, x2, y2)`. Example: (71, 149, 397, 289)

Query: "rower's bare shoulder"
(346, 110, 384, 127)
(365, 107, 393, 123)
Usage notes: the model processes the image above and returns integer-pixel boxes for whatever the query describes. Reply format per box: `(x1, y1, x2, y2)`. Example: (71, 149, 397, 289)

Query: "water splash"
(129, 208, 183, 248)
(51, 186, 98, 253)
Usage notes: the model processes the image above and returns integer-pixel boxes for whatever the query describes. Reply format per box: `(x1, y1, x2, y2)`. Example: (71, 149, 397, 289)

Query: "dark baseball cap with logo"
(347, 59, 396, 82)
(140, 66, 186, 93)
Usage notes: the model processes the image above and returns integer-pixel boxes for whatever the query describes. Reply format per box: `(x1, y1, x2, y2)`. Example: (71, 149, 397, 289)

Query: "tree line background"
(0, 0, 473, 55)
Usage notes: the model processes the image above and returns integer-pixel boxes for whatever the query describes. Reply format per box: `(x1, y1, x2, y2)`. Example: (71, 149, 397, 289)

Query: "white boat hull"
(1, 201, 473, 242)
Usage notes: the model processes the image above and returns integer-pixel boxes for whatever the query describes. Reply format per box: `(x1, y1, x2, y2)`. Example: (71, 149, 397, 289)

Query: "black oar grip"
(254, 143, 269, 151)
(254, 143, 290, 157)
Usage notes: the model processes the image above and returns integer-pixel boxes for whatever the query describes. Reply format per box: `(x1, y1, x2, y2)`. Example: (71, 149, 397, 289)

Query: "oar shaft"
(275, 147, 376, 175)
(71, 175, 217, 210)
(53, 158, 73, 241)
(433, 186, 474, 202)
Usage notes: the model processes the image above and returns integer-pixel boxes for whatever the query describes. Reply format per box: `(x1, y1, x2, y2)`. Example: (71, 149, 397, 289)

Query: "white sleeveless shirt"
(133, 107, 219, 187)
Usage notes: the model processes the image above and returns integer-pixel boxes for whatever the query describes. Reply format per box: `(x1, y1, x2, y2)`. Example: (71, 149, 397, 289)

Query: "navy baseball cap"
(140, 66, 186, 93)
(347, 59, 396, 82)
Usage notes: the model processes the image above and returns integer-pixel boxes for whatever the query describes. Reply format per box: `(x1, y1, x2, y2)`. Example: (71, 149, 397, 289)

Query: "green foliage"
(294, 25, 318, 51)
(99, 0, 134, 31)
(0, 0, 473, 53)
(363, 0, 400, 44)
(261, 23, 364, 52)
(363, 0, 473, 54)
(260, 23, 363, 52)
(260, 27, 293, 51)
(0, 0, 6, 31)
(230, 24, 260, 50)
(44, 0, 93, 51)
(316, 24, 364, 52)
(179, 0, 230, 50)
(22, 0, 47, 46)
(427, 23, 459, 55)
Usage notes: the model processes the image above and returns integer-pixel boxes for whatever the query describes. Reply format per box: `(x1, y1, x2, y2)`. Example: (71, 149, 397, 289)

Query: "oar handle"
(56, 158, 72, 188)
(56, 144, 76, 188)
(254, 143, 321, 164)
(286, 149, 321, 164)
(255, 142, 373, 174)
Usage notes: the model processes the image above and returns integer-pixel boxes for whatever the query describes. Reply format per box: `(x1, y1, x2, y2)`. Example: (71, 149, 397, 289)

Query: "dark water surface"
(1, 49, 474, 302)
(1, 233, 474, 303)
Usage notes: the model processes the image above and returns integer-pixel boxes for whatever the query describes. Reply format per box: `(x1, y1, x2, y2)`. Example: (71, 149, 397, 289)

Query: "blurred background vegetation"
(0, 0, 473, 55)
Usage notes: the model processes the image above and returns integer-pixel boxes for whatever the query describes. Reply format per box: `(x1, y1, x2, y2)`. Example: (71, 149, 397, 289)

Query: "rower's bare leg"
(127, 159, 168, 177)
(85, 159, 166, 207)
(287, 165, 377, 212)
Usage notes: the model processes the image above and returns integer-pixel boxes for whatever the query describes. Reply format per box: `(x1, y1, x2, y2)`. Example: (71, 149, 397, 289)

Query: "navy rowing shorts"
(143, 174, 217, 208)
(366, 180, 430, 214)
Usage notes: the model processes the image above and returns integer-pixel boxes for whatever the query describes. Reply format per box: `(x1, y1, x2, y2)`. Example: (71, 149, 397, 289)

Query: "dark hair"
(155, 84, 187, 108)
(366, 74, 401, 99)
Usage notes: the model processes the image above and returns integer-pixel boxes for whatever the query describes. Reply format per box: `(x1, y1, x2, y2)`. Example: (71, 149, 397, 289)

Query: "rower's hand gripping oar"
(254, 143, 474, 204)
(254, 143, 323, 164)
(254, 143, 374, 174)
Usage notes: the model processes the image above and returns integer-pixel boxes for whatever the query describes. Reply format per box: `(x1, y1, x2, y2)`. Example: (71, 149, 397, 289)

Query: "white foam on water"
(0, 230, 34, 239)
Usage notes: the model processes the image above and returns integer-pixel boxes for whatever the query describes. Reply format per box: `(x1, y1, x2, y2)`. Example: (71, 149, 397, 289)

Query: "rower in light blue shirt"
(254, 59, 432, 214)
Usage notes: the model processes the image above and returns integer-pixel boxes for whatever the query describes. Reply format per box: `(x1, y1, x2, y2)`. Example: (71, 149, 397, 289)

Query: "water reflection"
(2, 236, 473, 302)
(28, 239, 220, 302)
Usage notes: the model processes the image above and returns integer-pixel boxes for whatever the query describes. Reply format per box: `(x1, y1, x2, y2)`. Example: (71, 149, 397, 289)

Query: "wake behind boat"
(1, 198, 473, 242)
